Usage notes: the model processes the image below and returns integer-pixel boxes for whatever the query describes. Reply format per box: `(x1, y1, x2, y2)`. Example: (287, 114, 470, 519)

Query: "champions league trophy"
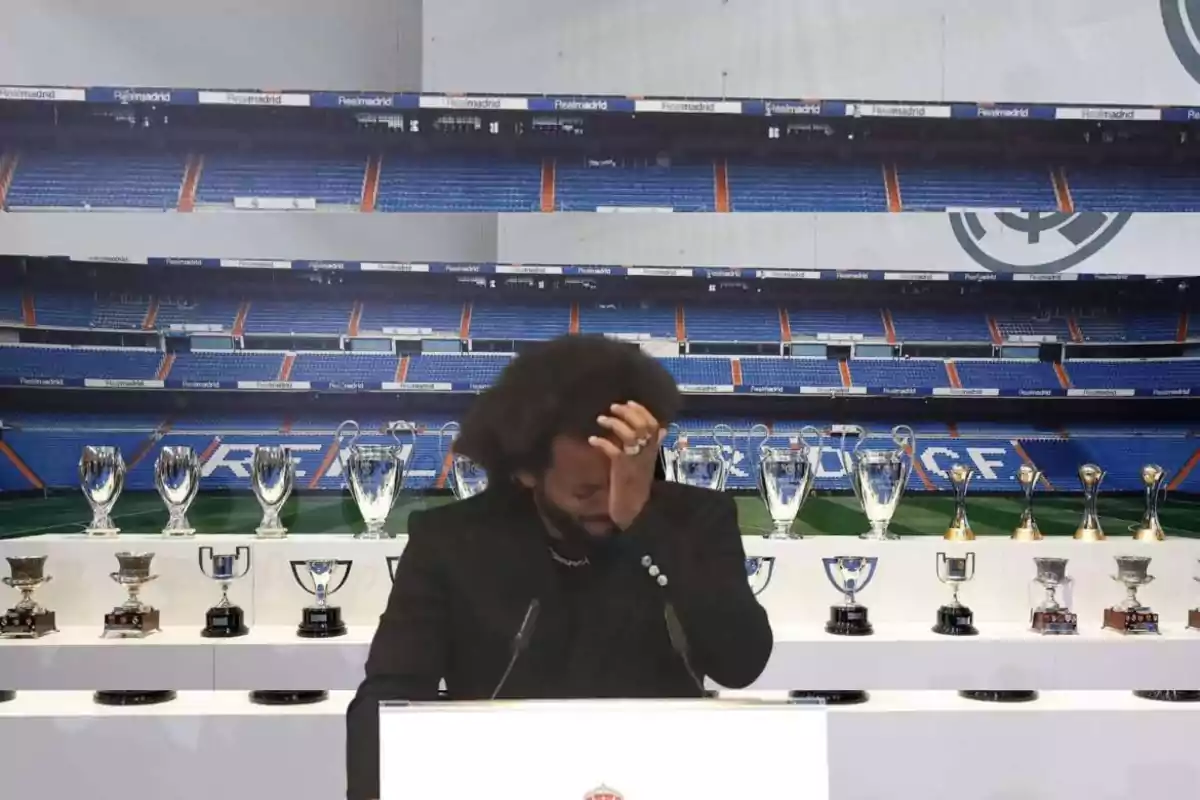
(662, 424, 732, 491)
(933, 552, 978, 635)
(745, 557, 776, 597)
(79, 445, 125, 537)
(290, 558, 352, 637)
(198, 546, 251, 637)
(822, 556, 878, 636)
(439, 421, 488, 500)
(943, 464, 975, 541)
(757, 427, 820, 539)
(1074, 463, 1106, 541)
(1012, 464, 1044, 541)
(1103, 556, 1159, 635)
(336, 420, 409, 539)
(252, 445, 294, 538)
(154, 446, 200, 537)
(1132, 464, 1167, 542)
(103, 552, 161, 637)
(1030, 557, 1078, 635)
(0, 556, 57, 638)
(843, 425, 914, 540)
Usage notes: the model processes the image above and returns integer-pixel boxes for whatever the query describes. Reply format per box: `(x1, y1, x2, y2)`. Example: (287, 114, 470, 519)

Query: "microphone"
(663, 601, 707, 696)
(490, 598, 541, 700)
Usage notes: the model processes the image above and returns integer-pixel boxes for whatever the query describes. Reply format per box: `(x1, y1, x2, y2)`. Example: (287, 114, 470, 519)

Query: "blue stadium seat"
(4, 150, 186, 210)
(993, 313, 1070, 341)
(657, 357, 733, 385)
(1067, 359, 1200, 390)
(0, 345, 160, 379)
(1068, 166, 1200, 212)
(890, 310, 991, 342)
(290, 353, 399, 382)
(556, 159, 714, 212)
(195, 152, 366, 206)
(849, 359, 947, 388)
(170, 352, 283, 382)
(1076, 313, 1180, 343)
(470, 302, 570, 340)
(0, 290, 24, 325)
(955, 359, 1060, 390)
(685, 305, 780, 342)
(578, 302, 676, 338)
(375, 156, 541, 212)
(896, 162, 1056, 211)
(406, 354, 512, 384)
(359, 301, 463, 335)
(727, 160, 886, 212)
(35, 292, 148, 330)
(154, 296, 241, 331)
(788, 308, 885, 339)
(739, 358, 843, 387)
(243, 299, 352, 335)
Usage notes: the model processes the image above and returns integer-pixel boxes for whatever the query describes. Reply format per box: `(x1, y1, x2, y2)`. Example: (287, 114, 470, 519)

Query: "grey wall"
(2, 211, 1195, 278)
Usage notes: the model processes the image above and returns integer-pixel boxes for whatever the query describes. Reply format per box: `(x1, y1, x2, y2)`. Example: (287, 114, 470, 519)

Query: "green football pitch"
(0, 491, 1196, 539)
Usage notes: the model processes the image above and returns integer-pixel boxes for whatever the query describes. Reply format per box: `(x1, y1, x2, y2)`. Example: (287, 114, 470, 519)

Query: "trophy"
(439, 421, 488, 499)
(933, 552, 978, 635)
(79, 445, 125, 537)
(757, 427, 820, 539)
(1074, 463, 1106, 541)
(745, 556, 776, 597)
(1103, 555, 1159, 635)
(290, 558, 352, 637)
(822, 556, 878, 636)
(843, 425, 914, 540)
(1189, 560, 1200, 630)
(103, 552, 161, 637)
(1012, 464, 1043, 541)
(0, 556, 57, 638)
(1030, 557, 1078, 635)
(1132, 464, 1167, 542)
(198, 546, 251, 637)
(943, 464, 975, 541)
(336, 420, 407, 539)
(662, 424, 732, 491)
(155, 445, 200, 537)
(252, 445, 294, 538)
(387, 555, 401, 584)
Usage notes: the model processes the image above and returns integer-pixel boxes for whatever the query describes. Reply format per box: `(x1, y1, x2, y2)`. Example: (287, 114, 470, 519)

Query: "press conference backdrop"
(7, 0, 1200, 105)
(5, 211, 1200, 279)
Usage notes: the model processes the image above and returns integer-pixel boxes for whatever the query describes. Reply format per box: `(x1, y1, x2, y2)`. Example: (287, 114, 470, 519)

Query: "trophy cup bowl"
(668, 439, 730, 492)
(943, 463, 975, 541)
(1012, 464, 1044, 541)
(198, 545, 251, 638)
(1132, 464, 1167, 542)
(822, 555, 878, 636)
(1031, 557, 1077, 635)
(1073, 463, 1106, 541)
(345, 445, 404, 539)
(933, 551, 978, 636)
(155, 446, 200, 537)
(290, 558, 353, 637)
(79, 445, 126, 537)
(104, 552, 160, 637)
(845, 425, 914, 541)
(745, 556, 776, 597)
(757, 431, 819, 540)
(1, 556, 57, 638)
(440, 422, 489, 500)
(252, 445, 294, 538)
(1104, 555, 1159, 635)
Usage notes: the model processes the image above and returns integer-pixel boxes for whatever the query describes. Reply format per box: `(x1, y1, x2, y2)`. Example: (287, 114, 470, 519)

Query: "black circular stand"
(958, 690, 1038, 703)
(933, 605, 978, 636)
(789, 690, 869, 706)
(0, 690, 14, 703)
(825, 605, 873, 636)
(249, 690, 330, 706)
(94, 690, 177, 706)
(1133, 690, 1200, 702)
(703, 689, 719, 699)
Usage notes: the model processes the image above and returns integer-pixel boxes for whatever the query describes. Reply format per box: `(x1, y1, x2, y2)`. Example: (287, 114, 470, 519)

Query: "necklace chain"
(548, 547, 590, 568)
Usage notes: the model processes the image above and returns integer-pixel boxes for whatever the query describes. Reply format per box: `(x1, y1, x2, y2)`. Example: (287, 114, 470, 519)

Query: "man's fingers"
(588, 436, 624, 460)
(609, 402, 655, 438)
(597, 414, 640, 445)
(621, 401, 659, 433)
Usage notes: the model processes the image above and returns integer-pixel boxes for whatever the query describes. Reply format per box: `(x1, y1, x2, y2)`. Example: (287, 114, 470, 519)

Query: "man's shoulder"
(406, 488, 517, 541)
(651, 480, 734, 515)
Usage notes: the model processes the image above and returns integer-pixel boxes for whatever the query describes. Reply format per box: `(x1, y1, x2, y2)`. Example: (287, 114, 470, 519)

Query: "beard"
(533, 484, 615, 558)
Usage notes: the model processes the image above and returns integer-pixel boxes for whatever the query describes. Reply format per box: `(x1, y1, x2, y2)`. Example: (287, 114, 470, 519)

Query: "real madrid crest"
(584, 784, 624, 800)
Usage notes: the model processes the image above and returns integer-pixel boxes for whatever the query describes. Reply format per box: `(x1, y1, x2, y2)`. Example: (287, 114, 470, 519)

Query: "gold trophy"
(1012, 464, 1043, 541)
(1073, 463, 1106, 542)
(1132, 464, 1167, 542)
(943, 464, 975, 541)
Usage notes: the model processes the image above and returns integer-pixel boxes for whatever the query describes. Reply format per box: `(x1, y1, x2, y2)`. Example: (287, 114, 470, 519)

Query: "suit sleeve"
(624, 486, 773, 689)
(346, 510, 449, 800)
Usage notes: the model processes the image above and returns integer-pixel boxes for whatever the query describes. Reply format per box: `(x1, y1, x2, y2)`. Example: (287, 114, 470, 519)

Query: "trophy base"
(933, 605, 978, 636)
(248, 690, 329, 706)
(1133, 690, 1200, 703)
(84, 527, 121, 538)
(1188, 609, 1200, 630)
(201, 605, 249, 638)
(161, 528, 196, 538)
(0, 691, 14, 703)
(858, 531, 899, 541)
(103, 607, 160, 638)
(297, 606, 347, 638)
(354, 531, 394, 540)
(255, 527, 289, 539)
(93, 690, 177, 707)
(826, 605, 873, 636)
(1031, 609, 1078, 635)
(959, 690, 1038, 703)
(1073, 526, 1106, 542)
(1103, 607, 1159, 635)
(0, 608, 57, 638)
(943, 525, 975, 542)
(1011, 525, 1043, 542)
(788, 690, 869, 706)
(1132, 526, 1165, 542)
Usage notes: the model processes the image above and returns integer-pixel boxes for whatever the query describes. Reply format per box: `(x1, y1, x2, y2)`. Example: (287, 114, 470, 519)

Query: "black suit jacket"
(345, 481, 773, 800)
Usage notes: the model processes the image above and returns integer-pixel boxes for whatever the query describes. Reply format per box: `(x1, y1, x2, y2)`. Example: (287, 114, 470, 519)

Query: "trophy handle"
(197, 545, 214, 577)
(288, 560, 316, 596)
(965, 551, 976, 580)
(820, 557, 843, 594)
(0, 577, 12, 589)
(712, 424, 734, 460)
(333, 420, 360, 484)
(746, 423, 771, 461)
(758, 556, 776, 593)
(846, 424, 870, 456)
(856, 557, 880, 594)
(438, 421, 461, 463)
(234, 545, 252, 579)
(386, 555, 401, 583)
(935, 551, 947, 582)
(891, 425, 917, 456)
(388, 420, 417, 451)
(330, 560, 354, 595)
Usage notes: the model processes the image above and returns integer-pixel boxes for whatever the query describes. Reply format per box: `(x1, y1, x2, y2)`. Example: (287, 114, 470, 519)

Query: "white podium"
(379, 699, 829, 800)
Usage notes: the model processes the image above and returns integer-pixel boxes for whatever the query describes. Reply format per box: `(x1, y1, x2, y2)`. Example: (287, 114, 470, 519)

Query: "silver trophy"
(933, 552, 978, 635)
(1132, 464, 1168, 542)
(1104, 555, 1159, 634)
(103, 552, 161, 637)
(290, 558, 353, 637)
(662, 424, 732, 491)
(822, 556, 879, 635)
(757, 426, 821, 539)
(154, 446, 200, 537)
(745, 556, 776, 597)
(79, 445, 126, 537)
(335, 420, 409, 539)
(1030, 557, 1077, 634)
(199, 546, 252, 637)
(439, 422, 488, 500)
(843, 425, 915, 540)
(251, 445, 295, 538)
(1, 556, 57, 638)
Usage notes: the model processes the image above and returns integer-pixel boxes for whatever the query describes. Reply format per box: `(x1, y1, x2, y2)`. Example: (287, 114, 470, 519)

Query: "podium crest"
(584, 785, 624, 800)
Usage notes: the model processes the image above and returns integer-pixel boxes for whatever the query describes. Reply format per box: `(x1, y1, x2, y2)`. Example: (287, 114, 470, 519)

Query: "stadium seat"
(849, 359, 947, 388)
(1066, 359, 1200, 390)
(375, 156, 541, 212)
(242, 298, 353, 335)
(955, 359, 1060, 390)
(290, 353, 399, 383)
(788, 307, 886, 339)
(556, 158, 714, 212)
(895, 161, 1057, 211)
(470, 302, 570, 340)
(578, 302, 676, 338)
(4, 150, 186, 210)
(739, 358, 843, 387)
(406, 354, 512, 384)
(684, 305, 781, 342)
(727, 160, 887, 212)
(889, 310, 991, 341)
(170, 352, 283, 382)
(195, 152, 366, 207)
(0, 345, 160, 379)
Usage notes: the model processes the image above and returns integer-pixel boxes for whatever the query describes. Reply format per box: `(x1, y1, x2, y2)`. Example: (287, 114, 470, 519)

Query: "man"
(346, 334, 773, 800)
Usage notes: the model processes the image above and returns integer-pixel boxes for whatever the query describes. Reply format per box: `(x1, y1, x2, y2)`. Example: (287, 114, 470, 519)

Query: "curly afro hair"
(454, 334, 682, 479)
